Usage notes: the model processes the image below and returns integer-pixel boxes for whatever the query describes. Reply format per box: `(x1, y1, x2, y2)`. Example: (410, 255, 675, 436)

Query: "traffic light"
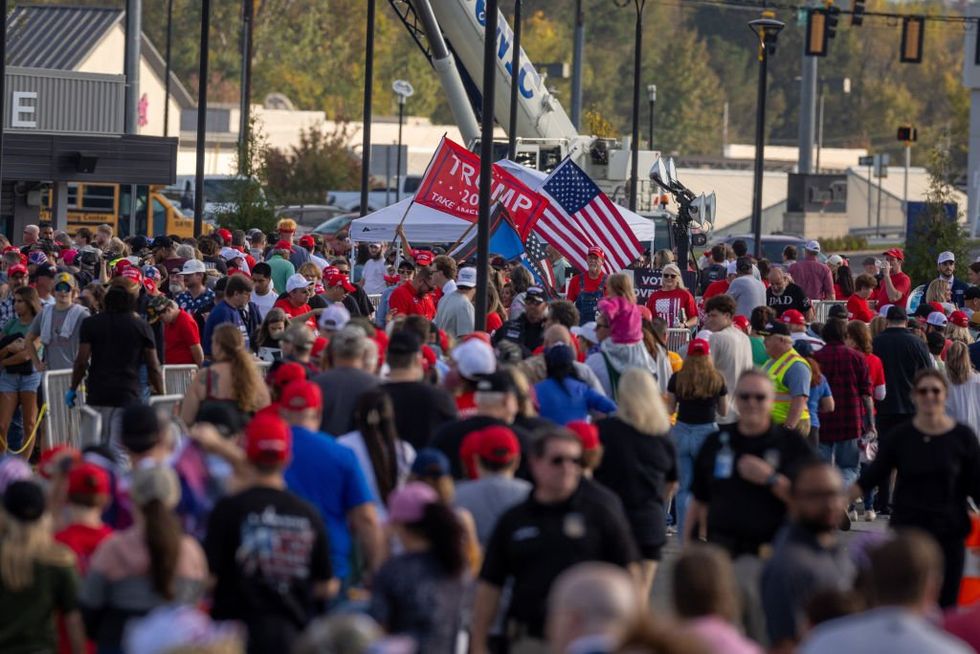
(852, 0, 865, 26)
(826, 5, 841, 39)
(806, 9, 829, 57)
(897, 126, 918, 143)
(900, 16, 925, 63)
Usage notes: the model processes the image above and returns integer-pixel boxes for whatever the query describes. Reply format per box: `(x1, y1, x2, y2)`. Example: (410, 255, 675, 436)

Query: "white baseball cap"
(826, 254, 844, 266)
(319, 303, 351, 331)
(878, 304, 894, 318)
(457, 267, 477, 288)
(220, 247, 243, 262)
(937, 251, 955, 264)
(726, 260, 738, 275)
(805, 240, 821, 253)
(177, 259, 206, 275)
(285, 273, 313, 293)
(926, 311, 948, 328)
(451, 338, 496, 380)
(571, 322, 599, 345)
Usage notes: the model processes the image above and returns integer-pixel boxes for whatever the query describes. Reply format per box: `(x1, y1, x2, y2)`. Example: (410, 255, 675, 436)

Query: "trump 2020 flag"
(537, 158, 642, 273)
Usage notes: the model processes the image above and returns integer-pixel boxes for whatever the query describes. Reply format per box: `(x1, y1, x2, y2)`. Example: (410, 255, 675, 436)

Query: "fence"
(367, 294, 382, 309)
(667, 328, 692, 354)
(41, 369, 86, 450)
(163, 364, 198, 397)
(812, 301, 847, 324)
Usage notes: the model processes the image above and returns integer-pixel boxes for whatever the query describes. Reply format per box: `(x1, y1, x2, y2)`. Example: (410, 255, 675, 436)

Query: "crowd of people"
(0, 222, 979, 654)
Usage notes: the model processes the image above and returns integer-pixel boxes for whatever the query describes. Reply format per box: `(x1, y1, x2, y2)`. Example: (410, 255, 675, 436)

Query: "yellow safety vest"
(763, 349, 811, 425)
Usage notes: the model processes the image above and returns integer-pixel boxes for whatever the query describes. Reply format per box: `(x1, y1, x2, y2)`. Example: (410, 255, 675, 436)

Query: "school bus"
(39, 183, 201, 238)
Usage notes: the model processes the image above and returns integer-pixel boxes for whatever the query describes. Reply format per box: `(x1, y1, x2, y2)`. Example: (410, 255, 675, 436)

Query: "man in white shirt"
(702, 294, 754, 425)
(249, 262, 278, 321)
(360, 242, 388, 295)
(432, 254, 458, 304)
(434, 267, 476, 338)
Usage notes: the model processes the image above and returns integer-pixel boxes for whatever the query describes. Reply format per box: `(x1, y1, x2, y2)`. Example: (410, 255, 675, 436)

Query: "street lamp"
(392, 80, 414, 202)
(748, 11, 784, 259)
(626, 0, 647, 213)
(508, 0, 522, 161)
(360, 0, 376, 217)
(647, 84, 657, 150)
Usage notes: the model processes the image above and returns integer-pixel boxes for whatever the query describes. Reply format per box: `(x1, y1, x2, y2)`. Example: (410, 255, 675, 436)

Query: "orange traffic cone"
(958, 514, 980, 607)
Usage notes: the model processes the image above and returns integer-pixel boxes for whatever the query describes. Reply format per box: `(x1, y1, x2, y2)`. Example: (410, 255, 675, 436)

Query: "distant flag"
(536, 158, 642, 273)
(522, 230, 557, 294)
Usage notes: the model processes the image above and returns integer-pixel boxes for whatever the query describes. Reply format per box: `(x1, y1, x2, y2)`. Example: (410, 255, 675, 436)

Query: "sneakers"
(847, 508, 859, 523)
(865, 509, 877, 522)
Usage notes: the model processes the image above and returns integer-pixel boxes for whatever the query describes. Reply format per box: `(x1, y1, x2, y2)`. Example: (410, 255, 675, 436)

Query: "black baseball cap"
(828, 305, 849, 320)
(525, 286, 546, 304)
(475, 370, 516, 394)
(121, 405, 163, 454)
(759, 321, 790, 337)
(886, 305, 908, 322)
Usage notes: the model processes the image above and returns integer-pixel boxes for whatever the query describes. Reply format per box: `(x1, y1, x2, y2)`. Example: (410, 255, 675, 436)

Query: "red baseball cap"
(472, 426, 520, 464)
(587, 246, 605, 259)
(280, 380, 322, 412)
(7, 264, 27, 277)
(566, 421, 600, 451)
(298, 235, 315, 248)
(37, 445, 79, 479)
(733, 315, 750, 333)
(245, 413, 292, 464)
(687, 338, 711, 357)
(121, 267, 143, 285)
(67, 462, 110, 497)
(216, 228, 233, 244)
(325, 272, 356, 293)
(143, 278, 159, 296)
(269, 362, 306, 391)
(113, 259, 132, 276)
(414, 251, 434, 267)
(384, 273, 401, 285)
(928, 302, 945, 315)
(311, 336, 329, 361)
(883, 248, 905, 261)
(274, 240, 292, 251)
(781, 309, 806, 326)
(950, 310, 969, 328)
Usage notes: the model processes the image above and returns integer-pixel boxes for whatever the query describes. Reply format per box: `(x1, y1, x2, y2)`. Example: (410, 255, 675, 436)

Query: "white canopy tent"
(349, 159, 658, 243)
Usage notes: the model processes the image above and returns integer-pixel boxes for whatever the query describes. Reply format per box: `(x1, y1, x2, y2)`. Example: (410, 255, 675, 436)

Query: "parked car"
(275, 205, 347, 235)
(326, 175, 422, 213)
(313, 213, 359, 254)
(709, 234, 828, 264)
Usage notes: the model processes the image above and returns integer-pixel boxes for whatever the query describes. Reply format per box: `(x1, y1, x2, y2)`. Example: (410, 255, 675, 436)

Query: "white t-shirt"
(250, 289, 278, 321)
(708, 326, 754, 424)
(361, 258, 388, 295)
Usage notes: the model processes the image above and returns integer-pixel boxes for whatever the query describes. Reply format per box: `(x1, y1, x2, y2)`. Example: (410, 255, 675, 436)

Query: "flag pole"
(389, 133, 446, 266)
(447, 222, 478, 256)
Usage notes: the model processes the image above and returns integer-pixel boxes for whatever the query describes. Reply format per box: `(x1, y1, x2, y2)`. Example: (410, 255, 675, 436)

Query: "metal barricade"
(41, 370, 86, 450)
(667, 328, 692, 353)
(812, 301, 846, 324)
(255, 360, 272, 375)
(163, 364, 199, 396)
(368, 294, 382, 309)
(149, 394, 185, 420)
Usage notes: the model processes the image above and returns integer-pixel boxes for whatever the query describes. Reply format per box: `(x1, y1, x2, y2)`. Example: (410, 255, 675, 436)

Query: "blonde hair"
(616, 368, 671, 435)
(606, 273, 636, 304)
(277, 217, 298, 232)
(925, 279, 950, 305)
(212, 324, 266, 413)
(297, 262, 321, 279)
(661, 263, 685, 289)
(946, 341, 974, 385)
(869, 316, 887, 339)
(0, 513, 74, 590)
(946, 324, 972, 346)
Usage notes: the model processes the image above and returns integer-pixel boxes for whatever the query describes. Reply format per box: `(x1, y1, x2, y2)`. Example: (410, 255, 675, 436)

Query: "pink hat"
(387, 481, 438, 523)
(598, 296, 642, 344)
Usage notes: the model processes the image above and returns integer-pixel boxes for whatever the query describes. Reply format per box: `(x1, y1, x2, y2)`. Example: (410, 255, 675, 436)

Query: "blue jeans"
(818, 439, 860, 488)
(672, 420, 717, 538)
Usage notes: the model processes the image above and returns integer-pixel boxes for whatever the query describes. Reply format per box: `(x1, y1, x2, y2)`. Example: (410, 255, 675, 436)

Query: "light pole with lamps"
(647, 84, 657, 149)
(748, 11, 784, 259)
(508, 0, 522, 160)
(624, 0, 647, 213)
(393, 80, 414, 202)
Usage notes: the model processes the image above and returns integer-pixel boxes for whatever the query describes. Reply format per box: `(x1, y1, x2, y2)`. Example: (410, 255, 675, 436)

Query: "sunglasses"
(548, 455, 583, 467)
(736, 392, 768, 402)
(662, 273, 678, 279)
(915, 386, 943, 396)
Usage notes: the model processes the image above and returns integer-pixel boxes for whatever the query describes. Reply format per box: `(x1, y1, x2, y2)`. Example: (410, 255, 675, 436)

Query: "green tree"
(903, 137, 969, 287)
(214, 114, 278, 233)
(262, 123, 361, 205)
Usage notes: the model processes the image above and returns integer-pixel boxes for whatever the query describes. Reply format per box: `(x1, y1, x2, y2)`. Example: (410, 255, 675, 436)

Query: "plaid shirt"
(813, 342, 871, 442)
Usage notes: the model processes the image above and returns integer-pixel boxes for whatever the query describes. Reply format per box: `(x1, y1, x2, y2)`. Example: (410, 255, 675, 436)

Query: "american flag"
(523, 230, 557, 294)
(537, 159, 642, 273)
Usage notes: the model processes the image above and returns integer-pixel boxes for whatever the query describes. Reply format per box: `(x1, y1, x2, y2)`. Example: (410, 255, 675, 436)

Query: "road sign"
(858, 155, 874, 166)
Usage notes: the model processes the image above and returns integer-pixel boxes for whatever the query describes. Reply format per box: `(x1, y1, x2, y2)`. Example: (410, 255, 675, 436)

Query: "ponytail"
(141, 500, 181, 600)
(410, 503, 466, 577)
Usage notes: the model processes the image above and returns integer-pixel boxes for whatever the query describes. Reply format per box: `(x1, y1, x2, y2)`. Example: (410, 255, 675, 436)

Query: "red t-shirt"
(871, 272, 912, 309)
(164, 309, 201, 364)
(866, 352, 885, 415)
(833, 283, 851, 300)
(846, 295, 874, 323)
(486, 312, 504, 334)
(388, 281, 436, 320)
(702, 279, 730, 301)
(567, 273, 605, 302)
(55, 523, 113, 574)
(274, 297, 317, 330)
(646, 288, 698, 325)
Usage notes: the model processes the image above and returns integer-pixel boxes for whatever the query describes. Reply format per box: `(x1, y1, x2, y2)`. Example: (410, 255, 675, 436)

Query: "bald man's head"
(546, 562, 641, 653)
(543, 324, 573, 348)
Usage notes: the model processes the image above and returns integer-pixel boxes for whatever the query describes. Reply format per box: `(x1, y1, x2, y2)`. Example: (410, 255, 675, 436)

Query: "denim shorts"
(0, 370, 41, 394)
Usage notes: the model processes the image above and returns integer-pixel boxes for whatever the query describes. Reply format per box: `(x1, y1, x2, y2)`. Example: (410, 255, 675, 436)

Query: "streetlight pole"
(508, 0, 522, 161)
(193, 0, 211, 238)
(393, 80, 414, 203)
(163, 0, 173, 137)
(360, 0, 376, 217)
(571, 0, 584, 130)
(748, 12, 784, 260)
(628, 0, 647, 213)
(647, 84, 656, 149)
(238, 0, 254, 174)
(475, 0, 499, 331)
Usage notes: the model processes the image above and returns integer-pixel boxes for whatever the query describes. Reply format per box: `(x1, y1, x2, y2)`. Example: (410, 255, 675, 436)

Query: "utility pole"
(798, 4, 817, 175)
(816, 85, 825, 173)
(571, 0, 584, 130)
(359, 0, 376, 217)
(163, 0, 173, 137)
(647, 84, 656, 149)
(238, 0, 254, 175)
(508, 0, 522, 160)
(476, 0, 499, 331)
(628, 0, 647, 212)
(124, 0, 141, 237)
(193, 0, 211, 238)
